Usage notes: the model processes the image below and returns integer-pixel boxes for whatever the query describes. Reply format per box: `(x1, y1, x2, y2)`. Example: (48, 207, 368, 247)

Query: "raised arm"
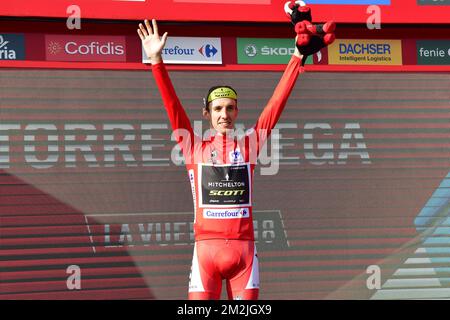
(138, 19, 194, 158)
(253, 44, 304, 141)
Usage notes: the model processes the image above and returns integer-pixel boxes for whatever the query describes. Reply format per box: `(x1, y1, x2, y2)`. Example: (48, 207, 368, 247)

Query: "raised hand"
(285, 3, 335, 65)
(137, 19, 168, 64)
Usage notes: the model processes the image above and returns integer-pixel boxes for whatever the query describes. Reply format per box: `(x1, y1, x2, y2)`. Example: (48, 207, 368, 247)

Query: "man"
(138, 19, 303, 300)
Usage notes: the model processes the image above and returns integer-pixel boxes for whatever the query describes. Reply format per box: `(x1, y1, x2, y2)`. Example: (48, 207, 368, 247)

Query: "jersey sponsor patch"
(203, 208, 250, 219)
(199, 163, 251, 207)
(229, 148, 244, 164)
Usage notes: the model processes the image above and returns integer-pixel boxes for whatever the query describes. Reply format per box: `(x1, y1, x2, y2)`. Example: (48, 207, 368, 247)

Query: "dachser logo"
(0, 34, 25, 60)
(45, 35, 126, 62)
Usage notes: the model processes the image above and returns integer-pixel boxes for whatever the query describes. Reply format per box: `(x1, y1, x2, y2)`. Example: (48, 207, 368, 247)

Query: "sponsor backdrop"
(3, 32, 450, 67)
(45, 35, 127, 62)
(418, 0, 450, 4)
(1, 68, 449, 299)
(0, 34, 25, 61)
(142, 37, 222, 64)
(327, 39, 403, 65)
(1, 0, 450, 23)
(237, 38, 313, 65)
(416, 40, 450, 65)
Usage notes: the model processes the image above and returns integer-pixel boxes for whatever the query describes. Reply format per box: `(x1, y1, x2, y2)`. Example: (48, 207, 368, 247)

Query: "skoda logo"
(244, 44, 257, 57)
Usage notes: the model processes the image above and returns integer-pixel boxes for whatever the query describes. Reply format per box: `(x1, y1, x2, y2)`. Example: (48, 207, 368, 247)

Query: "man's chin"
(216, 126, 234, 135)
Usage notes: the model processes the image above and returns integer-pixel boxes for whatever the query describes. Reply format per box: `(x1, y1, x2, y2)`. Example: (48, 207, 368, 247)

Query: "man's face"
(204, 98, 238, 135)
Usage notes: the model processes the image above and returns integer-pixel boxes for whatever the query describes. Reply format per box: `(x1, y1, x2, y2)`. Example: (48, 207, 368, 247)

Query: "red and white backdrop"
(0, 0, 449, 300)
(1, 68, 449, 299)
(1, 0, 450, 23)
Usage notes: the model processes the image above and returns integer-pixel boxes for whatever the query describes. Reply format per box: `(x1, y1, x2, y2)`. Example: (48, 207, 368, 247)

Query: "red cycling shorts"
(188, 239, 259, 300)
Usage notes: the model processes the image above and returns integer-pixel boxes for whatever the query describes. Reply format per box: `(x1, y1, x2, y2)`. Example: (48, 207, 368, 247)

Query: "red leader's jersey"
(152, 55, 303, 241)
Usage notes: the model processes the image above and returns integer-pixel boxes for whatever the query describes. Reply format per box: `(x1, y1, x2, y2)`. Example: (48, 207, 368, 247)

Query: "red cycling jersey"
(151, 55, 303, 242)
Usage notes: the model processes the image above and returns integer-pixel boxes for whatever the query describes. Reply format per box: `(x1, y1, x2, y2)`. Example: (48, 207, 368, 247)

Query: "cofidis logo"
(328, 39, 402, 65)
(0, 34, 25, 60)
(45, 35, 126, 62)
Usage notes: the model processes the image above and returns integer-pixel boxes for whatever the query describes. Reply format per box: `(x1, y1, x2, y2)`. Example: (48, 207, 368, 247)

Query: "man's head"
(203, 86, 238, 135)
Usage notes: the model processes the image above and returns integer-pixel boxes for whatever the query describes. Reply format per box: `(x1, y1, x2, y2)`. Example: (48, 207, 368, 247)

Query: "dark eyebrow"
(212, 104, 236, 110)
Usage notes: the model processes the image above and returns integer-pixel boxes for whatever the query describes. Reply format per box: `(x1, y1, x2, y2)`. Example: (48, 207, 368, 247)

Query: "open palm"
(137, 19, 168, 61)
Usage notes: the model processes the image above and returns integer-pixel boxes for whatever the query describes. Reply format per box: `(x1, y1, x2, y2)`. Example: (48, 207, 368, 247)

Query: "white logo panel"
(203, 208, 250, 219)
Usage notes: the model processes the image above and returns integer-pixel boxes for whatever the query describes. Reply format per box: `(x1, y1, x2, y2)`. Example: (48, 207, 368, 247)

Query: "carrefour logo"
(163, 44, 218, 58)
(150, 37, 222, 64)
(199, 44, 218, 58)
(203, 208, 250, 219)
(162, 46, 194, 56)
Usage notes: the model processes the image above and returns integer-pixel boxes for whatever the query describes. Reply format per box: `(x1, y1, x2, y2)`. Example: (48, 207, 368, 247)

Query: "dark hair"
(203, 85, 238, 111)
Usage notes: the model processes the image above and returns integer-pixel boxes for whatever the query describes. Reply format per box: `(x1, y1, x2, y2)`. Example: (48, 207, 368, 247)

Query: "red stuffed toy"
(284, 1, 336, 65)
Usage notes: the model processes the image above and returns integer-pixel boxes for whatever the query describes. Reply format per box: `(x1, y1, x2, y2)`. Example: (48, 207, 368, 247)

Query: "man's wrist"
(293, 52, 303, 60)
(150, 54, 163, 65)
(294, 47, 302, 59)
